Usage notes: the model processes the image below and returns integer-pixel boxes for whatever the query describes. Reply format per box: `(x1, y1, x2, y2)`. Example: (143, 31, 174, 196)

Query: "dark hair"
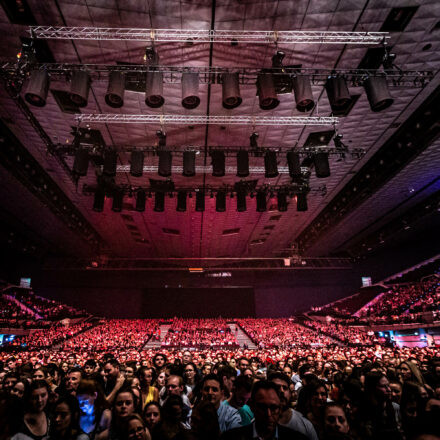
(268, 372, 292, 386)
(76, 379, 109, 413)
(153, 353, 168, 366)
(250, 380, 280, 402)
(25, 379, 51, 412)
(138, 366, 157, 389)
(104, 359, 120, 369)
(191, 400, 220, 440)
(50, 394, 82, 437)
(233, 375, 253, 392)
(201, 374, 223, 391)
(217, 365, 237, 380)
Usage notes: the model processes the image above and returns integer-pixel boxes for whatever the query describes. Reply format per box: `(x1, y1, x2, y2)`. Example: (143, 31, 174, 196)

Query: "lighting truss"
(29, 27, 389, 45)
(75, 114, 339, 126)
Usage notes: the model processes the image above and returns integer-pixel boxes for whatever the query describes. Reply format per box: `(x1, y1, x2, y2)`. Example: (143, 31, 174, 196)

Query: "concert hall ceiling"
(0, 0, 439, 263)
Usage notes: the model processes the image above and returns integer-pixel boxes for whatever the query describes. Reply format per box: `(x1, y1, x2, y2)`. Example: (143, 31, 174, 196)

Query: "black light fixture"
(250, 132, 259, 149)
(292, 75, 315, 112)
(236, 150, 249, 177)
(211, 150, 225, 177)
(105, 71, 125, 108)
(130, 150, 144, 177)
(256, 191, 267, 212)
(154, 191, 165, 212)
(277, 191, 288, 212)
(177, 191, 187, 212)
(93, 187, 105, 212)
(237, 189, 247, 212)
(70, 70, 90, 107)
(364, 76, 393, 112)
(24, 69, 50, 107)
(325, 76, 351, 111)
(297, 193, 308, 212)
(145, 71, 164, 108)
(257, 72, 279, 110)
(271, 51, 292, 94)
(103, 149, 117, 176)
(112, 188, 124, 212)
(222, 72, 242, 109)
(195, 191, 205, 212)
(181, 72, 200, 109)
(314, 152, 330, 178)
(158, 150, 172, 177)
(135, 189, 146, 212)
(73, 148, 89, 176)
(264, 151, 279, 178)
(216, 191, 226, 212)
(287, 151, 301, 178)
(182, 151, 196, 177)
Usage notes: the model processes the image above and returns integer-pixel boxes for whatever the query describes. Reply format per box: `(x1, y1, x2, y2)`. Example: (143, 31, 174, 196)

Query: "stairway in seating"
(228, 323, 258, 349)
(143, 323, 171, 349)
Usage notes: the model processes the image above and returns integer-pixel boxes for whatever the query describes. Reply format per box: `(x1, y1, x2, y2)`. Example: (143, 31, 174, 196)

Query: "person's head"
(231, 374, 253, 408)
(124, 414, 150, 440)
(238, 357, 250, 372)
(83, 359, 97, 376)
(217, 365, 237, 395)
(166, 375, 184, 397)
(365, 372, 391, 404)
(390, 380, 403, 404)
(76, 379, 107, 416)
(26, 379, 50, 413)
(2, 373, 18, 393)
(155, 371, 166, 388)
(138, 367, 156, 388)
(152, 354, 167, 370)
(249, 381, 281, 434)
(182, 351, 192, 365)
(201, 374, 223, 409)
(113, 388, 135, 420)
(104, 359, 120, 382)
(268, 372, 292, 410)
(323, 403, 350, 435)
(162, 394, 185, 421)
(183, 362, 198, 384)
(32, 368, 47, 382)
(124, 362, 136, 380)
(10, 380, 27, 399)
(399, 361, 425, 386)
(65, 368, 82, 394)
(143, 401, 161, 431)
(201, 363, 212, 376)
(190, 400, 220, 439)
(51, 394, 82, 438)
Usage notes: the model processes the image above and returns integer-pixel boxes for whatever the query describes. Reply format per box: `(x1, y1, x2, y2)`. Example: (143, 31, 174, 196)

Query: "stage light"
(156, 130, 167, 147)
(264, 151, 279, 178)
(237, 189, 247, 212)
(130, 150, 144, 177)
(112, 188, 124, 212)
(314, 152, 330, 178)
(287, 151, 301, 178)
(181, 72, 200, 109)
(257, 73, 279, 110)
(325, 76, 351, 111)
(103, 149, 117, 176)
(145, 71, 164, 108)
(236, 150, 249, 177)
(222, 72, 242, 109)
(216, 191, 226, 212)
(182, 151, 196, 177)
(195, 191, 205, 212)
(93, 187, 105, 212)
(256, 191, 267, 212)
(105, 71, 125, 108)
(211, 150, 225, 177)
(297, 193, 308, 211)
(271, 51, 292, 94)
(277, 191, 288, 211)
(24, 69, 49, 107)
(154, 191, 165, 212)
(177, 191, 187, 212)
(364, 76, 393, 112)
(250, 132, 259, 149)
(135, 189, 146, 212)
(158, 150, 172, 177)
(292, 75, 315, 112)
(73, 148, 89, 176)
(70, 70, 90, 107)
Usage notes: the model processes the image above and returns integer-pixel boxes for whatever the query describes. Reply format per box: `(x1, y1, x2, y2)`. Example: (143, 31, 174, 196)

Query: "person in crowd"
(216, 365, 237, 399)
(143, 401, 161, 433)
(183, 363, 200, 394)
(389, 380, 403, 405)
(297, 379, 328, 434)
(65, 369, 83, 396)
(223, 375, 253, 426)
(321, 403, 351, 440)
(152, 355, 168, 373)
(190, 401, 220, 440)
(138, 367, 159, 409)
(123, 414, 151, 440)
(11, 379, 28, 399)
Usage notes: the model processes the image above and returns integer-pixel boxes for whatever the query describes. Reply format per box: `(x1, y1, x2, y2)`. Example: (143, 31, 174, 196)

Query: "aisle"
(228, 323, 258, 349)
(143, 323, 171, 349)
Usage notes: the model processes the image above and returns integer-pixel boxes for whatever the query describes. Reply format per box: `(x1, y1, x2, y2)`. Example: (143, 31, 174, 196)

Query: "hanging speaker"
(256, 191, 267, 212)
(182, 151, 196, 177)
(24, 70, 49, 107)
(236, 150, 249, 177)
(103, 150, 117, 176)
(314, 152, 330, 178)
(277, 192, 288, 212)
(158, 151, 172, 177)
(112, 188, 124, 212)
(154, 191, 165, 212)
(181, 72, 200, 109)
(257, 73, 279, 110)
(297, 193, 308, 212)
(237, 190, 247, 212)
(195, 191, 205, 212)
(222, 73, 242, 109)
(130, 150, 144, 177)
(145, 71, 164, 108)
(211, 150, 225, 177)
(292, 75, 314, 112)
(264, 151, 279, 178)
(73, 148, 89, 176)
(325, 76, 351, 111)
(105, 71, 125, 108)
(364, 76, 394, 112)
(287, 152, 301, 178)
(216, 191, 226, 212)
(93, 187, 105, 212)
(135, 190, 146, 212)
(177, 191, 187, 212)
(70, 70, 90, 107)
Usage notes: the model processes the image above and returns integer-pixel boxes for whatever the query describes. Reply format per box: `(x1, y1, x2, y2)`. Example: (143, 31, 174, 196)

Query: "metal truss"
(75, 114, 339, 126)
(30, 27, 389, 45)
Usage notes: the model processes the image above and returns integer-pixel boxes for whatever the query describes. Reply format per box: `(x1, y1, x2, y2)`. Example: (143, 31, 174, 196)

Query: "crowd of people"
(0, 296, 33, 328)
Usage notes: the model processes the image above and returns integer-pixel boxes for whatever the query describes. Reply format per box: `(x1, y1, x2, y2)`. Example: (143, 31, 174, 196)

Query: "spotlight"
(145, 71, 164, 108)
(292, 75, 314, 112)
(195, 191, 205, 212)
(297, 193, 308, 212)
(276, 192, 286, 212)
(257, 73, 279, 110)
(105, 71, 125, 108)
(181, 72, 200, 109)
(222, 72, 242, 109)
(145, 46, 159, 65)
(135, 189, 146, 212)
(216, 191, 226, 212)
(271, 51, 292, 94)
(103, 150, 117, 176)
(287, 151, 301, 178)
(24, 70, 49, 107)
(325, 76, 351, 111)
(112, 188, 124, 212)
(154, 191, 165, 212)
(364, 76, 393, 112)
(177, 191, 187, 212)
(264, 151, 278, 178)
(183, 151, 196, 177)
(236, 150, 249, 177)
(130, 150, 144, 177)
(256, 191, 267, 212)
(156, 130, 167, 148)
(211, 150, 225, 177)
(70, 70, 90, 107)
(158, 150, 172, 177)
(314, 152, 330, 178)
(250, 132, 259, 149)
(237, 189, 247, 212)
(73, 148, 89, 176)
(93, 187, 105, 212)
